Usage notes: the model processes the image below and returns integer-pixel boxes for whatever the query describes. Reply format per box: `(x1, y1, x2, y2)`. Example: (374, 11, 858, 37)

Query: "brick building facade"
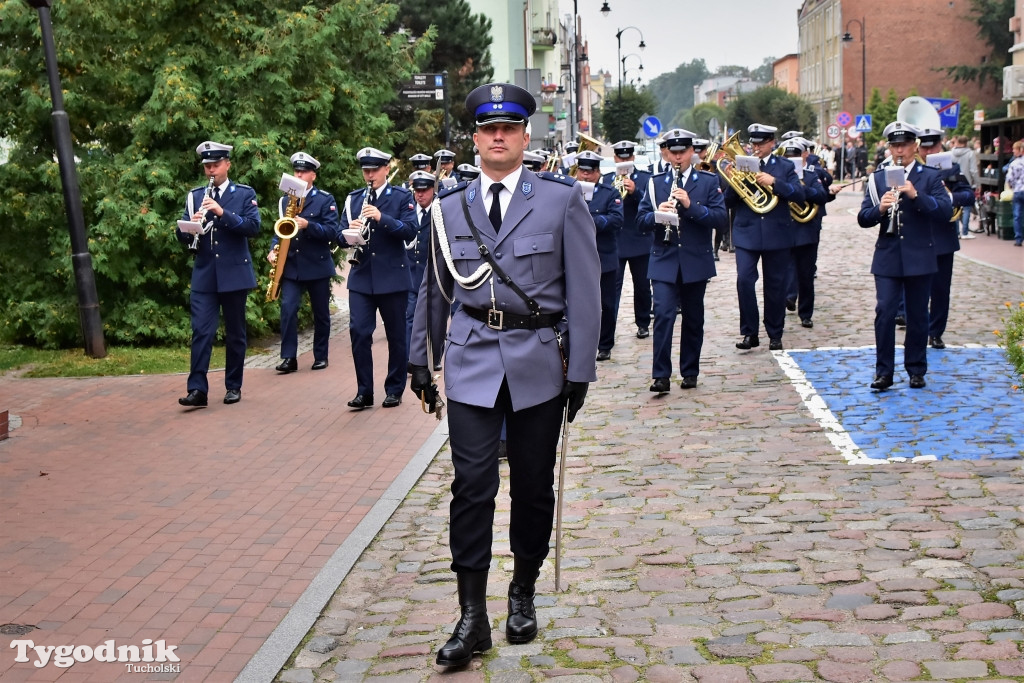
(799, 0, 1004, 137)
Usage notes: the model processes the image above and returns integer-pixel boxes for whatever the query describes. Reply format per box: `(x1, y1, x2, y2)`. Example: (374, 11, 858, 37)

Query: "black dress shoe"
(382, 394, 402, 408)
(680, 376, 698, 389)
(928, 336, 945, 349)
(801, 318, 813, 328)
(769, 338, 783, 351)
(870, 375, 894, 391)
(649, 377, 670, 394)
(224, 389, 241, 404)
(736, 335, 760, 350)
(276, 358, 298, 373)
(895, 315, 906, 327)
(178, 390, 208, 408)
(311, 359, 328, 370)
(636, 327, 649, 339)
(347, 394, 374, 409)
(786, 299, 797, 312)
(909, 374, 927, 389)
(596, 349, 611, 361)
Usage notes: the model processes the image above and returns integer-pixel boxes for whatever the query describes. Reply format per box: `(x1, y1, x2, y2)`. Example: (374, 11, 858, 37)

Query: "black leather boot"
(436, 571, 492, 668)
(506, 558, 542, 643)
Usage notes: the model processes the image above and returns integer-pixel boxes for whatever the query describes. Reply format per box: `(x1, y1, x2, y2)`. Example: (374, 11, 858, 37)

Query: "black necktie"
(213, 186, 221, 202)
(760, 159, 766, 171)
(488, 183, 503, 230)
(368, 189, 377, 205)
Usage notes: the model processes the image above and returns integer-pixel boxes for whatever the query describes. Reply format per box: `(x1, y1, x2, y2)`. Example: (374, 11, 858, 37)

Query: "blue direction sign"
(642, 116, 662, 137)
(926, 97, 960, 128)
(855, 114, 872, 132)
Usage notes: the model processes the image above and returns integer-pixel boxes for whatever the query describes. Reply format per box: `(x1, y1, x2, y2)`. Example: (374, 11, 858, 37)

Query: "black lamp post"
(842, 17, 866, 115)
(24, 0, 106, 358)
(616, 25, 646, 95)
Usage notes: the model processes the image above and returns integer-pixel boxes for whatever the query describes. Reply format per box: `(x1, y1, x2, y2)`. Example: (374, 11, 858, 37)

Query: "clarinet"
(189, 176, 216, 253)
(663, 162, 684, 245)
(885, 154, 902, 236)
(348, 181, 375, 266)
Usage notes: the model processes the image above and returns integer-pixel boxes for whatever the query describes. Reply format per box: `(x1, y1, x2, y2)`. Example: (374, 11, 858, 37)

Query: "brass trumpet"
(715, 133, 778, 214)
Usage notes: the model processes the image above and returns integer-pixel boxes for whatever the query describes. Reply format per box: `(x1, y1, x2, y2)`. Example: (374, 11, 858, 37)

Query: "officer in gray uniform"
(409, 82, 600, 669)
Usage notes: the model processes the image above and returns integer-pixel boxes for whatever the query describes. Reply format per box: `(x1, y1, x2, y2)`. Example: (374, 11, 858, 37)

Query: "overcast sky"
(559, 0, 805, 86)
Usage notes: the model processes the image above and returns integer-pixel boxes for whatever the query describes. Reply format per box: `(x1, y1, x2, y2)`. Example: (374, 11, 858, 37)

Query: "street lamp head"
(841, 32, 853, 42)
(600, 1, 611, 16)
(638, 40, 646, 50)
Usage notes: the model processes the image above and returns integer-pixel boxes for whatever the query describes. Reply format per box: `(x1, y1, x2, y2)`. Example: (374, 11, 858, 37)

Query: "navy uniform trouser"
(652, 276, 707, 379)
(279, 277, 332, 361)
(736, 246, 791, 340)
(447, 380, 564, 573)
(188, 289, 249, 393)
(349, 290, 408, 397)
(874, 273, 932, 378)
(614, 254, 652, 329)
(598, 268, 618, 352)
(928, 252, 955, 339)
(786, 242, 819, 321)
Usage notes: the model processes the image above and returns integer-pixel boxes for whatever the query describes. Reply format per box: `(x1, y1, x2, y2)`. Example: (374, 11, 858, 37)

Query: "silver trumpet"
(189, 176, 216, 252)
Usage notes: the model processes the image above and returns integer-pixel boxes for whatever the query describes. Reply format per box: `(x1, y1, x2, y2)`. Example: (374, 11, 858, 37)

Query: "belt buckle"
(487, 308, 504, 330)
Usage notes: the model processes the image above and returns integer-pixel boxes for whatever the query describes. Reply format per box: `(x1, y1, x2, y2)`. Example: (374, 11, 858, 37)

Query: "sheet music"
(734, 155, 760, 173)
(925, 151, 953, 170)
(177, 220, 203, 235)
(884, 166, 907, 188)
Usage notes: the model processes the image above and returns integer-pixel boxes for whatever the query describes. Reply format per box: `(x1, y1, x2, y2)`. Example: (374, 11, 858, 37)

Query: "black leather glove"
(561, 381, 589, 423)
(409, 364, 431, 400)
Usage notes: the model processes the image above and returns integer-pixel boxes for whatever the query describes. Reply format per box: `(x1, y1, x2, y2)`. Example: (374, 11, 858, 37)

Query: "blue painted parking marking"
(786, 347, 1023, 461)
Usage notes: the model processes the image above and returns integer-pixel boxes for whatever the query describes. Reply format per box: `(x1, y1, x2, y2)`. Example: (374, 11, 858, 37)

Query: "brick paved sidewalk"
(275, 192, 1024, 682)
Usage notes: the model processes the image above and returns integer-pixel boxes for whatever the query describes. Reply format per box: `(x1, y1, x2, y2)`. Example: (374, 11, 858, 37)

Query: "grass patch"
(0, 343, 269, 378)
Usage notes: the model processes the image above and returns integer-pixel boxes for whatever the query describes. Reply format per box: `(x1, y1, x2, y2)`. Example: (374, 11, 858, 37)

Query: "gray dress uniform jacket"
(410, 169, 601, 411)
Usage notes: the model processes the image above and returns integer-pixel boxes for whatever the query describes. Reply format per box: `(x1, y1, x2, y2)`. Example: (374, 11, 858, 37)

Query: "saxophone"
(266, 192, 305, 302)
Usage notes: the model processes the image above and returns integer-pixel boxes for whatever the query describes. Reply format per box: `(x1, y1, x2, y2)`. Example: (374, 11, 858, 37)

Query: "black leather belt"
(462, 305, 563, 331)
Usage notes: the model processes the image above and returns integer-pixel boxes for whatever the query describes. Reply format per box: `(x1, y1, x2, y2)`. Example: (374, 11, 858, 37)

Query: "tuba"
(896, 96, 961, 223)
(715, 133, 778, 214)
(266, 190, 306, 302)
(567, 133, 605, 178)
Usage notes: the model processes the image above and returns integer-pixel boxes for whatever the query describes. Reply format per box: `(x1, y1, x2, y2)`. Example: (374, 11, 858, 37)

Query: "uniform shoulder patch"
(438, 180, 469, 199)
(535, 171, 577, 186)
(696, 170, 719, 180)
(233, 183, 254, 191)
(348, 187, 367, 196)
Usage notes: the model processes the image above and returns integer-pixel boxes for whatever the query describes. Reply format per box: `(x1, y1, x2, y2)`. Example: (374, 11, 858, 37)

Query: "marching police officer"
(176, 141, 261, 408)
(409, 153, 432, 173)
(522, 150, 545, 172)
(575, 150, 624, 361)
(456, 163, 481, 183)
(917, 127, 973, 350)
(780, 138, 830, 329)
(636, 128, 727, 391)
(408, 82, 600, 668)
(339, 147, 418, 409)
(269, 152, 340, 373)
(405, 170, 445, 366)
(724, 123, 805, 351)
(858, 121, 951, 390)
(559, 140, 579, 175)
(603, 140, 654, 340)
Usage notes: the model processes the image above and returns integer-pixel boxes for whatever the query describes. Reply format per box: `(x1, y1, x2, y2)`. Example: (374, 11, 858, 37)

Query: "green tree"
(940, 0, 1014, 88)
(726, 87, 817, 140)
(598, 86, 658, 143)
(0, 0, 429, 348)
(385, 0, 494, 168)
(677, 103, 727, 139)
(750, 56, 776, 84)
(646, 59, 710, 126)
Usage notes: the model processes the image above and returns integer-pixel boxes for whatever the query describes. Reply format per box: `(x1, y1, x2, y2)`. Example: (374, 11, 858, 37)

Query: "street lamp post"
(616, 26, 646, 95)
(842, 17, 866, 115)
(621, 53, 644, 84)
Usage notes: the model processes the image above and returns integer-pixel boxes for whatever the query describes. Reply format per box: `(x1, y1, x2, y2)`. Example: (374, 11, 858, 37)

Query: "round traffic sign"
(847, 129, 860, 140)
(826, 124, 841, 139)
(836, 111, 853, 127)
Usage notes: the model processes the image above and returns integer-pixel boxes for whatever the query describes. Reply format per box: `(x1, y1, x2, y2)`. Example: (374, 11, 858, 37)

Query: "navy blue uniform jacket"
(636, 168, 727, 284)
(601, 168, 652, 258)
(339, 184, 418, 295)
(724, 155, 805, 252)
(177, 182, 261, 292)
(272, 186, 339, 281)
(588, 183, 624, 273)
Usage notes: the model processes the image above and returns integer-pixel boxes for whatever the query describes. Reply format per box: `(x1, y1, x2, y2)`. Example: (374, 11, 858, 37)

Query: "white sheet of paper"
(790, 158, 805, 175)
(655, 210, 679, 227)
(884, 166, 907, 188)
(177, 220, 203, 235)
(342, 228, 367, 246)
(279, 173, 309, 197)
(578, 181, 595, 201)
(734, 155, 760, 173)
(926, 151, 953, 170)
(615, 161, 635, 176)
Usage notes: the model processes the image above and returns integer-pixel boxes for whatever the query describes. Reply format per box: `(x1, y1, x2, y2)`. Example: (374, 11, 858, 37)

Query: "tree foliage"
(646, 59, 710, 126)
(384, 0, 494, 170)
(0, 0, 431, 348)
(726, 87, 817, 141)
(940, 0, 1014, 88)
(676, 103, 727, 139)
(598, 86, 658, 143)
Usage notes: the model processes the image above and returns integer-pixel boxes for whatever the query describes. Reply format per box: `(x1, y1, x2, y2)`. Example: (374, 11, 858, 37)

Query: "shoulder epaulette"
(232, 183, 254, 191)
(348, 187, 367, 196)
(438, 181, 469, 199)
(535, 171, 576, 186)
(696, 170, 718, 180)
